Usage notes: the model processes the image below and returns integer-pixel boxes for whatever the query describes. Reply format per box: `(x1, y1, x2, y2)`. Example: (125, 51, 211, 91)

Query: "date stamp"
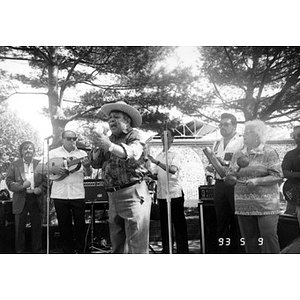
(218, 237, 264, 246)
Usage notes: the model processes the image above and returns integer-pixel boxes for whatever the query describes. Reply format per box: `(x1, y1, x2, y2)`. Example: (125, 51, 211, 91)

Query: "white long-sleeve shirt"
(153, 149, 183, 199)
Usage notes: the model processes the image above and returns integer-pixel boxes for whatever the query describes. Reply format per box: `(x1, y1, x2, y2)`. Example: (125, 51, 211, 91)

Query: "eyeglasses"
(219, 122, 232, 128)
(64, 137, 77, 141)
(292, 133, 300, 139)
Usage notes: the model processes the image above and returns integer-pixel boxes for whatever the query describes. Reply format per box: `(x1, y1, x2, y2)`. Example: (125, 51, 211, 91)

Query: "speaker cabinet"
(278, 213, 300, 250)
(198, 185, 218, 253)
(84, 179, 108, 201)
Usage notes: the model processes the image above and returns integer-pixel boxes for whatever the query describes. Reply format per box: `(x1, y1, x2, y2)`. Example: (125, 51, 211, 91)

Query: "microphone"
(44, 135, 54, 140)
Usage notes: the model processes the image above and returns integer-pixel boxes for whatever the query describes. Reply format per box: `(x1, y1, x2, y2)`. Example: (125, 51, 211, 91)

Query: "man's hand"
(82, 157, 91, 168)
(206, 165, 215, 173)
(33, 187, 42, 195)
(216, 157, 229, 167)
(94, 133, 111, 152)
(23, 180, 31, 189)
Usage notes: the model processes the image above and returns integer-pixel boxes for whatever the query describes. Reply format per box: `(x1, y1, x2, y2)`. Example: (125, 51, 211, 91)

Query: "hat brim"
(101, 102, 142, 128)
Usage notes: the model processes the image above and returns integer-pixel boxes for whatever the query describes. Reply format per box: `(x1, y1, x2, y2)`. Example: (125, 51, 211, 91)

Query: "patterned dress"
(229, 144, 283, 216)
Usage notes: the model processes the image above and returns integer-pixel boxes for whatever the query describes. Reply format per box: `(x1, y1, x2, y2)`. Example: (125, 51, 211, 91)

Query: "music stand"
(87, 199, 110, 253)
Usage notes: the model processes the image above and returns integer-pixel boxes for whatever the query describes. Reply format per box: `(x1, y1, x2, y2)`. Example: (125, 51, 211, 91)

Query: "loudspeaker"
(277, 213, 300, 250)
(84, 179, 108, 201)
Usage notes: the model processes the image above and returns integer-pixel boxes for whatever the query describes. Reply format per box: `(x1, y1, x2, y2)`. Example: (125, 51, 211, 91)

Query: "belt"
(106, 180, 141, 193)
(215, 179, 224, 182)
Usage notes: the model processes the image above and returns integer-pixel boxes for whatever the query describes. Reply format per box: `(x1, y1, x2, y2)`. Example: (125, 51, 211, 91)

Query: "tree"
(0, 110, 41, 172)
(0, 46, 196, 142)
(180, 46, 300, 125)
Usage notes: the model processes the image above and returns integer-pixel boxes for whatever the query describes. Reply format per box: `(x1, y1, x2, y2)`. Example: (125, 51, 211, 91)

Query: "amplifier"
(84, 179, 108, 202)
(198, 185, 215, 201)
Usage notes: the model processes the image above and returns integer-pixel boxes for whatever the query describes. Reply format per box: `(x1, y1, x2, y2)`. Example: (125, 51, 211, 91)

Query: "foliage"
(0, 110, 41, 172)
(0, 46, 196, 140)
(191, 46, 300, 124)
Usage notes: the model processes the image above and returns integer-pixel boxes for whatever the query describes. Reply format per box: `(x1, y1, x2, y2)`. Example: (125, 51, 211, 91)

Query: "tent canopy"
(151, 119, 218, 140)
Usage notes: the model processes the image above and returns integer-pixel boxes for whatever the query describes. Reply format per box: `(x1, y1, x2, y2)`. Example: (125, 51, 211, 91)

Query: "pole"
(199, 202, 206, 254)
(46, 139, 51, 254)
(164, 129, 172, 254)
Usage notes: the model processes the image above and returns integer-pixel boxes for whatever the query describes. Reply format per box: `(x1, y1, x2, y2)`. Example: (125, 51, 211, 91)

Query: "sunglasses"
(291, 133, 300, 139)
(219, 122, 232, 128)
(64, 137, 77, 141)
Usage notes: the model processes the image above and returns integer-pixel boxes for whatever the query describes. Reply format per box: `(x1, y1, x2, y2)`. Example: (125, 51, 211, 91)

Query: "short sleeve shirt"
(231, 144, 282, 215)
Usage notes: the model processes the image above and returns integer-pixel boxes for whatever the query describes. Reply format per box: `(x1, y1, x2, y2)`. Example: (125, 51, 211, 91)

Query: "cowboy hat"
(100, 101, 142, 128)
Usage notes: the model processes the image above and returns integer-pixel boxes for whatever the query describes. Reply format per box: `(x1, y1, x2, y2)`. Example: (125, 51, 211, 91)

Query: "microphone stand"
(164, 129, 172, 254)
(45, 138, 51, 254)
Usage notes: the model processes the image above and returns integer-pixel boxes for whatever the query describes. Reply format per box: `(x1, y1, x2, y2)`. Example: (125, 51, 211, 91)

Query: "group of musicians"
(4, 101, 186, 254)
(2, 101, 300, 254)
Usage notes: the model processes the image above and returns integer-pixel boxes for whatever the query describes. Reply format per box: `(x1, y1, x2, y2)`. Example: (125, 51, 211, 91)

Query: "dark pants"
(238, 214, 280, 253)
(14, 194, 43, 253)
(214, 180, 242, 253)
(53, 199, 86, 254)
(158, 193, 189, 254)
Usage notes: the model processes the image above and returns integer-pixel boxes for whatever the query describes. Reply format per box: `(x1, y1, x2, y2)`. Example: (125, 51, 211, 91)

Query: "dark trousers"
(14, 194, 43, 253)
(53, 199, 86, 254)
(214, 180, 242, 253)
(158, 194, 189, 254)
(238, 214, 280, 253)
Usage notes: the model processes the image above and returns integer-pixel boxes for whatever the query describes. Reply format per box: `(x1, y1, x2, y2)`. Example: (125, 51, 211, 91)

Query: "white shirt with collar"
(49, 146, 87, 199)
(23, 159, 35, 191)
(213, 132, 244, 179)
(153, 149, 183, 199)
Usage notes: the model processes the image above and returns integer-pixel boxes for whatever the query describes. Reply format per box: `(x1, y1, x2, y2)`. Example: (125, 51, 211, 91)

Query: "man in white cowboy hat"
(90, 101, 152, 254)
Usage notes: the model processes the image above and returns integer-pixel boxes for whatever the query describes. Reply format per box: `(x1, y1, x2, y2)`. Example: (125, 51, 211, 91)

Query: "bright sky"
(8, 93, 52, 139)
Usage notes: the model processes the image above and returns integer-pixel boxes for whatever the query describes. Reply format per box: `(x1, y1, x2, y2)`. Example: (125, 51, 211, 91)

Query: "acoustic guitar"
(282, 179, 300, 206)
(48, 156, 88, 181)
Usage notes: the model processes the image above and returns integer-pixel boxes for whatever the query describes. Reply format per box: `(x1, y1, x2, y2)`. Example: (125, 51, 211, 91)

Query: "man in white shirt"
(148, 129, 189, 254)
(44, 130, 92, 253)
(206, 113, 244, 253)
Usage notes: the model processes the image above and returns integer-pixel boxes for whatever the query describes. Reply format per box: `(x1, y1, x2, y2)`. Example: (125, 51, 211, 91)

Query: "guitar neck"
(68, 156, 88, 167)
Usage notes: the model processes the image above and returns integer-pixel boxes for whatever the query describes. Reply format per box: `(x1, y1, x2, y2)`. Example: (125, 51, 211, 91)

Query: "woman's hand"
(245, 178, 258, 186)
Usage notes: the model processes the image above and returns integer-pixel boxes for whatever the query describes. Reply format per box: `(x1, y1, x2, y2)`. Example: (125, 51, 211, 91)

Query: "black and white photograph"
(1, 2, 298, 299)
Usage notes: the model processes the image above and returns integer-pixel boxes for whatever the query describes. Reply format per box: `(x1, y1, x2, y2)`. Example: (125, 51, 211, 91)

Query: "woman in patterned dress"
(226, 120, 283, 253)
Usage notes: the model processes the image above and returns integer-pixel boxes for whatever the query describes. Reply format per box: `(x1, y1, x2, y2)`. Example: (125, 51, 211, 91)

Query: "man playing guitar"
(38, 130, 92, 253)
